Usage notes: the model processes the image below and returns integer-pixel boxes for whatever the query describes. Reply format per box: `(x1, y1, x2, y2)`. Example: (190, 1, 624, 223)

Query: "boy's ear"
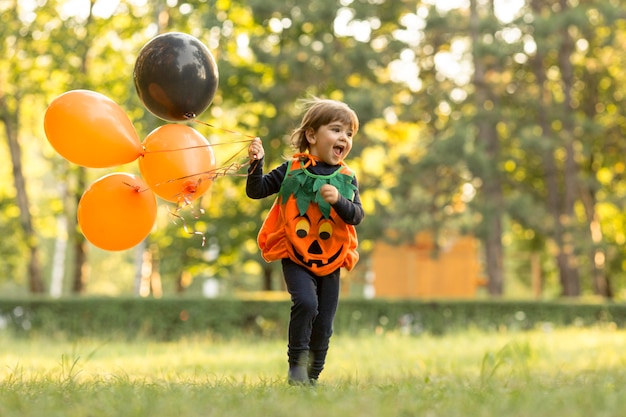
(305, 128, 316, 144)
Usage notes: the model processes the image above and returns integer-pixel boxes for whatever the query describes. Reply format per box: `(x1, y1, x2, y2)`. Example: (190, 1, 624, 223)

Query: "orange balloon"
(139, 124, 216, 203)
(77, 173, 157, 251)
(44, 90, 142, 168)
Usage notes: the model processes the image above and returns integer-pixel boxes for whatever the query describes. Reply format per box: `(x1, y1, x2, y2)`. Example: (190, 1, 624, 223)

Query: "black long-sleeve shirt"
(246, 157, 364, 226)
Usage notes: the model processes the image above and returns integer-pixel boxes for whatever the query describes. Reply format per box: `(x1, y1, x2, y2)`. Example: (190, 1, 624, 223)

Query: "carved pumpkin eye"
(319, 222, 333, 240)
(296, 219, 310, 238)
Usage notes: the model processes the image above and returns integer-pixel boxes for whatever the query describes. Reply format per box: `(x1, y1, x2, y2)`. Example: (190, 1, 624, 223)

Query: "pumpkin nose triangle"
(308, 240, 323, 255)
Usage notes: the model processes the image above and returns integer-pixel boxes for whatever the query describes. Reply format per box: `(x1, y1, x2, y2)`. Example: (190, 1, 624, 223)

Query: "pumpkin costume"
(257, 156, 359, 276)
(246, 152, 364, 385)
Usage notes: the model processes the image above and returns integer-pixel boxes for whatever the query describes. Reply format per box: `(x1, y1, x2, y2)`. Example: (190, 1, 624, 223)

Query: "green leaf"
(319, 201, 331, 218)
(313, 178, 326, 192)
(295, 172, 308, 185)
(297, 195, 311, 215)
(331, 174, 356, 201)
(279, 178, 299, 200)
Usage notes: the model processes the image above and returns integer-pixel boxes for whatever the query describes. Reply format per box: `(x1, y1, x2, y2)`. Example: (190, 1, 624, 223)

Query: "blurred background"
(2, 0, 626, 301)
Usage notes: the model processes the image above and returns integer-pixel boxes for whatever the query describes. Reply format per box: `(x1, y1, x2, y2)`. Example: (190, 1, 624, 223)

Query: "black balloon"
(134, 32, 219, 122)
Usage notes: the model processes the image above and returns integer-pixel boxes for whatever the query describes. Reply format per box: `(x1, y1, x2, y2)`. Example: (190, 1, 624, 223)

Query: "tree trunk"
(470, 0, 504, 295)
(50, 211, 68, 297)
(556, 0, 580, 296)
(0, 95, 45, 293)
(149, 243, 163, 298)
(530, 251, 542, 298)
(69, 0, 96, 295)
(530, 0, 580, 297)
(577, 22, 611, 299)
(580, 186, 611, 298)
(262, 265, 273, 291)
(71, 167, 88, 294)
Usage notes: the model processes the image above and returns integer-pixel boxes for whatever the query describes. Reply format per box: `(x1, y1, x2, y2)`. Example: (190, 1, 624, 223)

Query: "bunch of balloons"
(44, 32, 220, 251)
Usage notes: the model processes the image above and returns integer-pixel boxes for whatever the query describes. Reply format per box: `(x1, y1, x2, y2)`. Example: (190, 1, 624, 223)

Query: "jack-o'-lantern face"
(283, 197, 351, 273)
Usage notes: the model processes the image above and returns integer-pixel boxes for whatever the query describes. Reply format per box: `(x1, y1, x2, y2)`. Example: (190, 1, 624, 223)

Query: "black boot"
(288, 365, 309, 385)
(307, 349, 327, 382)
(287, 350, 310, 385)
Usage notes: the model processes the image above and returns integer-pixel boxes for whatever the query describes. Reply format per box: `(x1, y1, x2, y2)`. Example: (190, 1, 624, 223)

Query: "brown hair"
(289, 97, 359, 153)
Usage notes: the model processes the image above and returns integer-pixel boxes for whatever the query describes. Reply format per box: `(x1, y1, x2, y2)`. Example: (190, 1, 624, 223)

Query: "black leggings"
(281, 258, 340, 380)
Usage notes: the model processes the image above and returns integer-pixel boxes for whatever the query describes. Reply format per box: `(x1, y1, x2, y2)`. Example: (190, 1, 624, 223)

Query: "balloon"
(44, 90, 142, 168)
(139, 124, 217, 203)
(77, 173, 157, 251)
(134, 32, 219, 122)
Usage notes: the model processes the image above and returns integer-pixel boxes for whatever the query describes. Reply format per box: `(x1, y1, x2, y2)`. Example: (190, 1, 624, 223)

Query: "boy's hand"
(248, 137, 265, 161)
(320, 184, 339, 204)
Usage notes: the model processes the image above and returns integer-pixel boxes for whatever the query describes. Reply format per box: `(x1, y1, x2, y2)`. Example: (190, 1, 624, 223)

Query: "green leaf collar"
(278, 159, 357, 218)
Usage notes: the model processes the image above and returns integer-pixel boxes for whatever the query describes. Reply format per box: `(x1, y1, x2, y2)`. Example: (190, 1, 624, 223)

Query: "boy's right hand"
(248, 137, 265, 161)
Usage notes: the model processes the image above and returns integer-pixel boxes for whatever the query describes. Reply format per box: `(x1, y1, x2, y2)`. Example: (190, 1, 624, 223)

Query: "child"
(246, 98, 364, 385)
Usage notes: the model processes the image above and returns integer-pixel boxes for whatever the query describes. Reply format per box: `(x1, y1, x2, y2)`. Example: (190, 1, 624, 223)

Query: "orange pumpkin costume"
(258, 157, 359, 276)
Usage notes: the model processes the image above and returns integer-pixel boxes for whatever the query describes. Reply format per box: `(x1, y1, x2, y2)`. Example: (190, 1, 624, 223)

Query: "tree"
(0, 1, 48, 293)
(469, 0, 505, 295)
(5, 0, 626, 299)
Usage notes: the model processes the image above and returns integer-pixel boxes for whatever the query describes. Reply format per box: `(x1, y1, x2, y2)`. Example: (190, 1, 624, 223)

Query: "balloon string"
(159, 142, 261, 248)
(142, 139, 254, 155)
(248, 157, 261, 174)
(168, 205, 206, 247)
(215, 139, 252, 171)
(158, 141, 255, 187)
(125, 181, 207, 246)
(140, 120, 260, 248)
(191, 119, 259, 139)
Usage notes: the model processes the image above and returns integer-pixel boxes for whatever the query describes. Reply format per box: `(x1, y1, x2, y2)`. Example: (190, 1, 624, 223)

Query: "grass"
(1, 326, 626, 416)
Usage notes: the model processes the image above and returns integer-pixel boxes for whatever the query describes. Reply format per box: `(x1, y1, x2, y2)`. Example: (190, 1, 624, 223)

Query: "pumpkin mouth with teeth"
(293, 244, 343, 268)
(284, 200, 349, 273)
(290, 213, 344, 268)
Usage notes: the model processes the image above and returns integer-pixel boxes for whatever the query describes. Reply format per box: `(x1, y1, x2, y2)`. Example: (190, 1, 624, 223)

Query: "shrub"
(0, 297, 623, 341)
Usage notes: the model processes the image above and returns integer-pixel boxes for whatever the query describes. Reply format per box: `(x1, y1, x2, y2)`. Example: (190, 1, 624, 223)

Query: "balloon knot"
(182, 180, 198, 195)
(123, 181, 142, 193)
(184, 112, 196, 119)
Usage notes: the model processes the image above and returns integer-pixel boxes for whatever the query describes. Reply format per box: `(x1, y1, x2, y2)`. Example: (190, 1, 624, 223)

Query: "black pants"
(281, 258, 340, 380)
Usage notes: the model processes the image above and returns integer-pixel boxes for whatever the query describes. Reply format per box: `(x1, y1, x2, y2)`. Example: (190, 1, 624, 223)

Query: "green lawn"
(1, 326, 625, 417)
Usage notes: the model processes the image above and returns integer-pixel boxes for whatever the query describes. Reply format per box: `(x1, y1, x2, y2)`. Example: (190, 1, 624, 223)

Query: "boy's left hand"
(320, 184, 339, 204)
(248, 137, 265, 161)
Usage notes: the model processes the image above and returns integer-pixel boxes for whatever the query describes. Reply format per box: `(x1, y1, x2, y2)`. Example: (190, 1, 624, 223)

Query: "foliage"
(2, 297, 626, 341)
(2, 0, 626, 297)
(0, 199, 26, 280)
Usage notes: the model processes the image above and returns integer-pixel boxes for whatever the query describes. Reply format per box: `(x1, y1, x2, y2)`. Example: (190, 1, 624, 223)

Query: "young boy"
(246, 98, 364, 385)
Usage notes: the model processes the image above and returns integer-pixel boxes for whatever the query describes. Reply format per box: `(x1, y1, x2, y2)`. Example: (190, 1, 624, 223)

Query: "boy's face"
(306, 120, 353, 165)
